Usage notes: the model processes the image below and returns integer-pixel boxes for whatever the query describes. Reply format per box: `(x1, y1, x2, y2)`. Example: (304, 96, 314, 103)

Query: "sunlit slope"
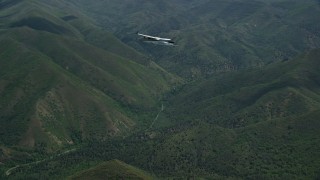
(0, 36, 135, 148)
(69, 159, 153, 180)
(0, 0, 156, 65)
(166, 49, 320, 128)
(0, 0, 179, 149)
(0, 0, 82, 37)
(5, 28, 174, 108)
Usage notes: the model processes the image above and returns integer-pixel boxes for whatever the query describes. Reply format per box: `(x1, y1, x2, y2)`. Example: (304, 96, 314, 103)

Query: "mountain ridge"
(0, 0, 179, 151)
(70, 0, 320, 78)
(1, 0, 320, 179)
(69, 159, 153, 180)
(164, 48, 320, 128)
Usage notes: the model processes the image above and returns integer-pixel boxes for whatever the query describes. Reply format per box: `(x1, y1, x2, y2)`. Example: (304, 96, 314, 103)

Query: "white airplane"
(137, 32, 176, 46)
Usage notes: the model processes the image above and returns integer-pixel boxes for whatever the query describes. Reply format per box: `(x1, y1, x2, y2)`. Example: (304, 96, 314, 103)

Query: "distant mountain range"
(71, 0, 320, 78)
(1, 0, 319, 179)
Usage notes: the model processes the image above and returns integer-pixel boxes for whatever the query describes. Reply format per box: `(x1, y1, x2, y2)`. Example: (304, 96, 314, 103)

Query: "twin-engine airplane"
(137, 32, 176, 46)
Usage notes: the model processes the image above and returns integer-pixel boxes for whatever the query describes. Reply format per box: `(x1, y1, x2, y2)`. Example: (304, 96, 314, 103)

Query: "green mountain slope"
(100, 49, 320, 179)
(0, 0, 179, 151)
(142, 49, 320, 178)
(69, 159, 153, 180)
(5, 49, 320, 179)
(166, 49, 320, 128)
(6, 110, 320, 179)
(71, 0, 320, 78)
(0, 36, 135, 147)
(147, 111, 320, 179)
(1, 0, 320, 179)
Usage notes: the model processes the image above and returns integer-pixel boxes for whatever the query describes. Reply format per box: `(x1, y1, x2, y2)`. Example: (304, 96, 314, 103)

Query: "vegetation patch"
(10, 17, 71, 35)
(61, 15, 78, 22)
(69, 159, 153, 180)
(0, 0, 22, 10)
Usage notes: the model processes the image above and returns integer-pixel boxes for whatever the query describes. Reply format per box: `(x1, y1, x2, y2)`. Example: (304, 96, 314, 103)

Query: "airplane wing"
(137, 33, 171, 41)
(137, 33, 158, 40)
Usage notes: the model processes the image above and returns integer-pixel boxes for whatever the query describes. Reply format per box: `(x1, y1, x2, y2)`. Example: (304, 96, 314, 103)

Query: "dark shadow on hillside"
(0, 0, 22, 10)
(61, 15, 78, 21)
(10, 17, 71, 35)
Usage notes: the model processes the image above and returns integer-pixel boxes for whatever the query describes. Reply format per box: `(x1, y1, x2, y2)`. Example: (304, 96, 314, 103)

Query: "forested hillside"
(0, 0, 178, 154)
(4, 49, 320, 179)
(1, 0, 320, 179)
(72, 0, 320, 78)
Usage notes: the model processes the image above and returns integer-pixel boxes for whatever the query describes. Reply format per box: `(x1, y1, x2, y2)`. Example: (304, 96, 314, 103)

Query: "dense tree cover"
(6, 107, 320, 179)
(1, 0, 320, 179)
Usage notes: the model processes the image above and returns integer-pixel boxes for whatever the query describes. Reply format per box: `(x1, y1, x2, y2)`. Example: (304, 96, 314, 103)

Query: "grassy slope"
(69, 159, 153, 180)
(0, 0, 179, 152)
(6, 28, 172, 108)
(0, 36, 134, 148)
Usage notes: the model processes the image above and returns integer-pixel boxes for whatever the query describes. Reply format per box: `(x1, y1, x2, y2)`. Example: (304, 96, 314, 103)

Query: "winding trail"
(5, 148, 77, 176)
(148, 103, 164, 130)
